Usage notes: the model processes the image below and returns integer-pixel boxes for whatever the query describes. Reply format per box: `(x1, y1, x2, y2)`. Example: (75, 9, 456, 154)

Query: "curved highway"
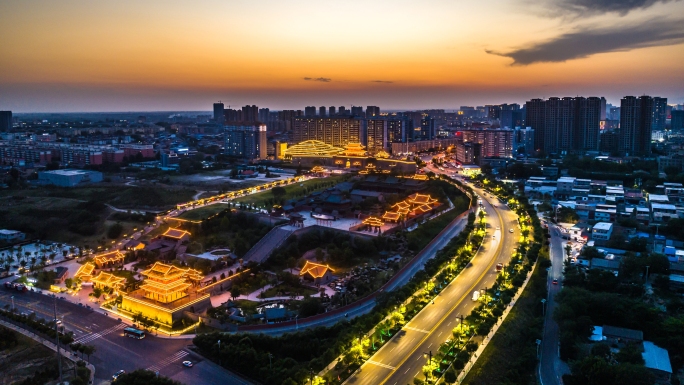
(344, 180, 519, 385)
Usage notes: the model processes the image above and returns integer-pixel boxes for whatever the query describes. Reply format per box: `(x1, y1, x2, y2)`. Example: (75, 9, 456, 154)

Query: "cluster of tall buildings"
(525, 95, 667, 157)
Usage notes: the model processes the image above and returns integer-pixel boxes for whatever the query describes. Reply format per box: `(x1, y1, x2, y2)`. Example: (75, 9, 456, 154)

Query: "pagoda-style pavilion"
(91, 272, 125, 292)
(139, 262, 202, 303)
(93, 250, 125, 268)
(300, 261, 335, 284)
(120, 262, 210, 326)
(73, 262, 95, 282)
(382, 193, 441, 223)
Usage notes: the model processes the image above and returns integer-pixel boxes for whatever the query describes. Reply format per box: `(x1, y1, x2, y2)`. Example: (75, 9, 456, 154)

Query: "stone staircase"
(243, 226, 294, 263)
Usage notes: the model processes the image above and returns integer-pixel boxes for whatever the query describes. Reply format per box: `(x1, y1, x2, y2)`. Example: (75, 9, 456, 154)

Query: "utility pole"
(541, 299, 546, 317)
(53, 296, 63, 384)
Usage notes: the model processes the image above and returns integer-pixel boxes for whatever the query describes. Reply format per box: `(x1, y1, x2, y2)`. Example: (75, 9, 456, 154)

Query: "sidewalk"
(0, 319, 96, 385)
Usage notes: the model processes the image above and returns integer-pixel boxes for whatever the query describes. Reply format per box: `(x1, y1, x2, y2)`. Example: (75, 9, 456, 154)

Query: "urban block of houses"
(591, 325, 672, 383)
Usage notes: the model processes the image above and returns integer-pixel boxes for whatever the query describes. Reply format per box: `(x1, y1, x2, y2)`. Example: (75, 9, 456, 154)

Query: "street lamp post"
(536, 339, 542, 358)
(268, 352, 273, 371)
(423, 350, 432, 383)
(217, 339, 221, 366)
(541, 299, 547, 317)
(295, 315, 299, 330)
(11, 295, 14, 311)
(53, 295, 63, 384)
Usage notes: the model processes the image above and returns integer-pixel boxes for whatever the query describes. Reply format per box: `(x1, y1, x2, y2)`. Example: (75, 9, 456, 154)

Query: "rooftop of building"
(593, 222, 613, 231)
(602, 325, 643, 341)
(642, 341, 673, 374)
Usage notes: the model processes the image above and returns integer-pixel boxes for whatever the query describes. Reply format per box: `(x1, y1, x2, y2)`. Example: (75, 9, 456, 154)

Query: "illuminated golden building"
(93, 250, 125, 268)
(283, 140, 344, 159)
(119, 262, 210, 326)
(300, 261, 334, 284)
(74, 262, 95, 281)
(92, 271, 125, 291)
(341, 143, 367, 157)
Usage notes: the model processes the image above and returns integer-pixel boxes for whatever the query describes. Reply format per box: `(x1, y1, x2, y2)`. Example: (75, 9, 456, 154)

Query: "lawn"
(0, 195, 151, 246)
(0, 184, 196, 210)
(406, 207, 462, 251)
(259, 283, 318, 298)
(232, 175, 351, 207)
(177, 203, 231, 221)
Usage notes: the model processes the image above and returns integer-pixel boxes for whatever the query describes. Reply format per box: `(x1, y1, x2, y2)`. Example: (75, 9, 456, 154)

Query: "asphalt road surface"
(539, 223, 571, 385)
(345, 184, 520, 385)
(0, 290, 251, 385)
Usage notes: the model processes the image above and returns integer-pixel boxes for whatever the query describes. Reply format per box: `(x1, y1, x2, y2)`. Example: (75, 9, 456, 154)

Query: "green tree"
(230, 286, 241, 301)
(107, 223, 124, 239)
(113, 369, 183, 385)
(444, 368, 457, 384)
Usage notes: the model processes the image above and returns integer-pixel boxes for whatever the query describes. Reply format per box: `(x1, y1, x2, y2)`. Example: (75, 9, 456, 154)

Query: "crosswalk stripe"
(75, 324, 125, 344)
(366, 360, 396, 370)
(146, 351, 189, 372)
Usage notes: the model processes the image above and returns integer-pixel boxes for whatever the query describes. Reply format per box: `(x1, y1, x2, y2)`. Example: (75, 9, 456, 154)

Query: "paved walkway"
(209, 283, 336, 307)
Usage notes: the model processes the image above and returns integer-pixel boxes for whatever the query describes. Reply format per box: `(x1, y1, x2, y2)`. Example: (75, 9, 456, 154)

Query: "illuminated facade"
(292, 117, 361, 147)
(283, 140, 344, 158)
(120, 262, 210, 326)
(382, 193, 441, 222)
(73, 262, 95, 282)
(93, 250, 125, 268)
(92, 271, 125, 291)
(300, 261, 334, 284)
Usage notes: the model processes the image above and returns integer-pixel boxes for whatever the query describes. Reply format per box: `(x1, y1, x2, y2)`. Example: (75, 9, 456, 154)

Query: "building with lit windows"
(93, 250, 125, 268)
(119, 262, 210, 326)
(292, 117, 362, 148)
(366, 119, 388, 154)
(224, 123, 267, 160)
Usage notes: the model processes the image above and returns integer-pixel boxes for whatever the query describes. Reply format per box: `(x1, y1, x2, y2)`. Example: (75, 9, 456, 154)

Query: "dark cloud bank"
(487, 19, 684, 65)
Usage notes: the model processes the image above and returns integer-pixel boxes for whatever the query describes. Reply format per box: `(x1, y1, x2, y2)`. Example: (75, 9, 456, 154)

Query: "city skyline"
(1, 0, 684, 112)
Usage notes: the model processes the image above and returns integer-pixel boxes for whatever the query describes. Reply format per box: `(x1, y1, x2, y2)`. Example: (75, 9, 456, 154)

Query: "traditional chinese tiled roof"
(300, 261, 334, 279)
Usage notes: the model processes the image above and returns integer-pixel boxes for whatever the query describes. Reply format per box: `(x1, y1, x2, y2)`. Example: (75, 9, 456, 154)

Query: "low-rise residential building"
(37, 169, 103, 187)
(592, 222, 613, 241)
(651, 203, 678, 222)
(590, 258, 620, 275)
(0, 229, 25, 241)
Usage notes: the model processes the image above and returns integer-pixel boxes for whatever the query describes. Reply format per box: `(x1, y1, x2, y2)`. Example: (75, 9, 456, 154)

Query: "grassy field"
(0, 195, 150, 245)
(0, 326, 77, 384)
(232, 175, 350, 207)
(0, 184, 196, 210)
(177, 203, 231, 221)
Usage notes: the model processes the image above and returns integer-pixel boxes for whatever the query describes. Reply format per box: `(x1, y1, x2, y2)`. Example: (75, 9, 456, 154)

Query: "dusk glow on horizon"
(1, 0, 684, 112)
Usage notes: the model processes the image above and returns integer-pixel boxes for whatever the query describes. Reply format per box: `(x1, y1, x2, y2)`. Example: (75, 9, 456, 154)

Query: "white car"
(472, 290, 480, 301)
(509, 229, 514, 233)
(182, 361, 193, 368)
(112, 370, 125, 381)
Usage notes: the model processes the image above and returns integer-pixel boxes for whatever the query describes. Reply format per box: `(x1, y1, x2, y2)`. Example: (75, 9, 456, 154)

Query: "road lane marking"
(404, 367, 411, 374)
(404, 326, 429, 334)
(375, 191, 509, 385)
(367, 360, 396, 370)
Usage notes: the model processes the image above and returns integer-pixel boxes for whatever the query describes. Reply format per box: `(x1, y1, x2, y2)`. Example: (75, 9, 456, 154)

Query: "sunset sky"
(1, 0, 683, 112)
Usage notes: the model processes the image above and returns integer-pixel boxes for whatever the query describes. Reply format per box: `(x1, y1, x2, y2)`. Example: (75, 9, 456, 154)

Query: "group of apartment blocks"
(0, 142, 155, 166)
(526, 175, 684, 225)
(526, 95, 666, 156)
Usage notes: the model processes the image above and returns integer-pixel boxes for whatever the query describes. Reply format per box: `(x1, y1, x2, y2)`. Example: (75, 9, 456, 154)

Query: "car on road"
(472, 290, 480, 301)
(112, 370, 125, 381)
(183, 361, 193, 368)
(552, 279, 558, 285)
(509, 228, 514, 233)
(496, 263, 503, 272)
(496, 227, 500, 231)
